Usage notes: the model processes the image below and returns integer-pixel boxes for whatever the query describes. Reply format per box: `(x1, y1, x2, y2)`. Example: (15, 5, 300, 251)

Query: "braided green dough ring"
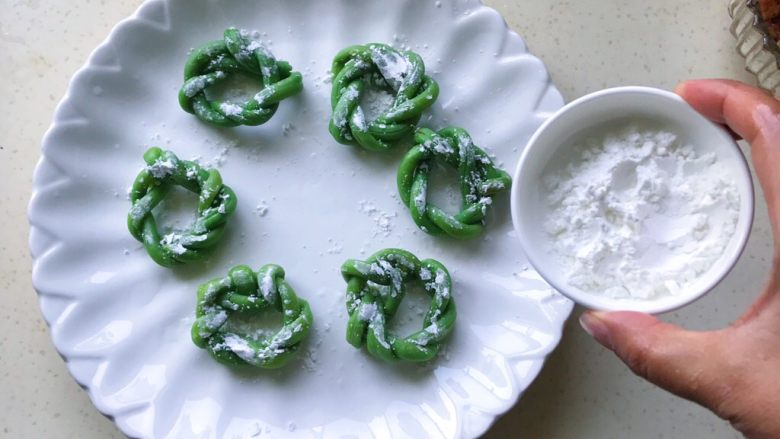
(127, 147, 237, 267)
(191, 264, 313, 369)
(329, 43, 440, 151)
(397, 127, 512, 239)
(179, 27, 303, 127)
(341, 248, 456, 362)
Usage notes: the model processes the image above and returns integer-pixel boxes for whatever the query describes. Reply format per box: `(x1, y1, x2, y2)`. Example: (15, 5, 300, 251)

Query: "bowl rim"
(510, 86, 756, 314)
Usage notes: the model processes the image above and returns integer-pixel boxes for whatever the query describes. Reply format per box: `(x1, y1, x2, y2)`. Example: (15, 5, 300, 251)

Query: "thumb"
(580, 311, 736, 410)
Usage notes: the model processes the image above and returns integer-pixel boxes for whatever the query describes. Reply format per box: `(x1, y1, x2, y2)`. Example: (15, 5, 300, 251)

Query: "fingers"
(675, 79, 780, 244)
(580, 311, 737, 410)
(674, 79, 780, 143)
(581, 311, 780, 437)
(676, 79, 780, 320)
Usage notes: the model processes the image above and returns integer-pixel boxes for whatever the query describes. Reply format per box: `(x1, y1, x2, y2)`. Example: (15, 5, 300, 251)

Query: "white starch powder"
(542, 122, 741, 299)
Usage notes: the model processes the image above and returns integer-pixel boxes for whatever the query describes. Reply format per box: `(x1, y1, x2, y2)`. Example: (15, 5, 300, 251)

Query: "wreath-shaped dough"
(179, 27, 303, 127)
(397, 127, 511, 239)
(329, 43, 439, 151)
(127, 147, 237, 266)
(191, 264, 313, 368)
(341, 248, 456, 362)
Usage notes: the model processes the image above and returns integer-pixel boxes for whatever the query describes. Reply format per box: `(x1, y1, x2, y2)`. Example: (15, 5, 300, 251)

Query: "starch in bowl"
(511, 87, 754, 314)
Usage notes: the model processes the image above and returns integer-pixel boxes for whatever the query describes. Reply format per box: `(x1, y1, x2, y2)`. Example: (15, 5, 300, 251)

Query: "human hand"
(579, 79, 780, 439)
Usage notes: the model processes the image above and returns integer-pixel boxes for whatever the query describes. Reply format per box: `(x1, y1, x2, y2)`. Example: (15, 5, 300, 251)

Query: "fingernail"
(579, 312, 613, 350)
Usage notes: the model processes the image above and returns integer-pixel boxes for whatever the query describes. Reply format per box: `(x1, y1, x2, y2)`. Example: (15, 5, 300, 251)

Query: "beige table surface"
(0, 1, 769, 438)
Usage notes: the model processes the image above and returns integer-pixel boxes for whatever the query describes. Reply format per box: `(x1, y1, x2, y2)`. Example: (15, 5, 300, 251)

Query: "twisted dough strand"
(179, 27, 303, 127)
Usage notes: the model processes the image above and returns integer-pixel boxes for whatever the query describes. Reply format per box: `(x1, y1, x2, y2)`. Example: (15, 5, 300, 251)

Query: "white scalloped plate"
(29, 0, 571, 437)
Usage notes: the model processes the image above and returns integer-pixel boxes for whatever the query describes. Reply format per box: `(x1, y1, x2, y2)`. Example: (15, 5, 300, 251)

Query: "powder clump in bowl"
(542, 121, 741, 300)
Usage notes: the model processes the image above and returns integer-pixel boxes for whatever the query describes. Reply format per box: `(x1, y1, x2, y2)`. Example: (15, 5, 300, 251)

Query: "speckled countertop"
(0, 1, 768, 438)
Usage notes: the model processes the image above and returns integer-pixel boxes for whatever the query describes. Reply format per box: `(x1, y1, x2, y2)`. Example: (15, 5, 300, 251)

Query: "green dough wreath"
(179, 27, 304, 127)
(127, 147, 237, 267)
(341, 248, 456, 362)
(397, 127, 512, 239)
(329, 43, 440, 151)
(191, 264, 313, 369)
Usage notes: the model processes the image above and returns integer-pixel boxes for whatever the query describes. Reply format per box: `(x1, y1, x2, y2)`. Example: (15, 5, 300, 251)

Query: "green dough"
(341, 248, 456, 362)
(329, 43, 439, 151)
(179, 27, 303, 127)
(191, 264, 313, 369)
(397, 127, 511, 239)
(127, 147, 237, 267)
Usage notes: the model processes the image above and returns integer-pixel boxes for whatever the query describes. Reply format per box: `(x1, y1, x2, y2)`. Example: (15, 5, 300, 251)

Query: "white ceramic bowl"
(511, 86, 755, 314)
